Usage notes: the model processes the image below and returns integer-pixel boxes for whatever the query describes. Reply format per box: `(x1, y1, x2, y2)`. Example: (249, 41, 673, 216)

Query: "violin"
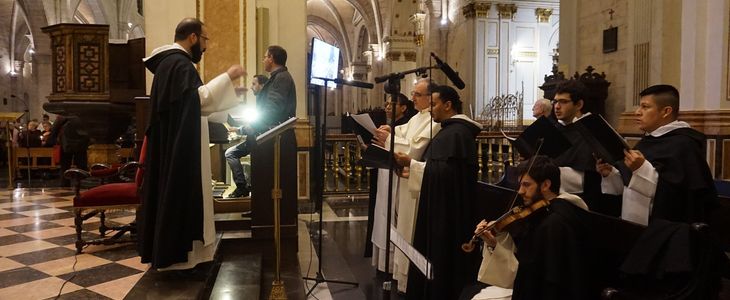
(462, 138, 547, 253)
(461, 198, 552, 252)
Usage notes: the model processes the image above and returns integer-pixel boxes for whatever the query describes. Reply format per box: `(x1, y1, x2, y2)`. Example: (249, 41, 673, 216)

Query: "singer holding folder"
(597, 85, 715, 225)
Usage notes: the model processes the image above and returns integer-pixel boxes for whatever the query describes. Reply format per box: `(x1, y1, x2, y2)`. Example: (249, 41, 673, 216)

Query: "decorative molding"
(618, 110, 730, 135)
(462, 2, 491, 19)
(535, 8, 553, 23)
(496, 4, 517, 19)
(386, 51, 401, 61)
(403, 51, 417, 62)
(516, 51, 537, 58)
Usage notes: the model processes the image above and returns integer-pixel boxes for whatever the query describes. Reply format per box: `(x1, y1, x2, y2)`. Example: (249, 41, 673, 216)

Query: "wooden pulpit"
(251, 121, 299, 240)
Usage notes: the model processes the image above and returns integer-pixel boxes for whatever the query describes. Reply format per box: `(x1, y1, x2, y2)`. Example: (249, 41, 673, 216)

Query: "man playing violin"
(465, 156, 598, 300)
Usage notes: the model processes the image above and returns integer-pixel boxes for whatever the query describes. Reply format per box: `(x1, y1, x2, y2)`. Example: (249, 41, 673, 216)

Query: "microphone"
(430, 52, 466, 89)
(334, 78, 374, 89)
(374, 74, 391, 84)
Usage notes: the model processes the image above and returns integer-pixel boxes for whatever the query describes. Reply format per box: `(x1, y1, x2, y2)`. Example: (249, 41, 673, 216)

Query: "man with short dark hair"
(598, 84, 716, 224)
(252, 45, 296, 134)
(225, 74, 269, 198)
(551, 79, 614, 215)
(394, 85, 483, 300)
(464, 155, 594, 300)
(138, 17, 247, 270)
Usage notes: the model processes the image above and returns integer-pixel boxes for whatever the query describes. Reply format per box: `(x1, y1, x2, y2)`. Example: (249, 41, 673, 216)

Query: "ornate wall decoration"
(77, 44, 101, 92)
(410, 12, 427, 46)
(54, 44, 66, 93)
(386, 51, 402, 61)
(496, 4, 517, 19)
(462, 2, 491, 19)
(535, 8, 553, 23)
(403, 51, 417, 62)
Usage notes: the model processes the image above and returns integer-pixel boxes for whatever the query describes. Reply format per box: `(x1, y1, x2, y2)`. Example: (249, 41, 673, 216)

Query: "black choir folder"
(360, 144, 395, 169)
(574, 114, 630, 164)
(504, 116, 572, 159)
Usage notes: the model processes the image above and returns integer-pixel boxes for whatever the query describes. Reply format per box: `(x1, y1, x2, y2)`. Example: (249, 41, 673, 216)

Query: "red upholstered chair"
(64, 138, 147, 253)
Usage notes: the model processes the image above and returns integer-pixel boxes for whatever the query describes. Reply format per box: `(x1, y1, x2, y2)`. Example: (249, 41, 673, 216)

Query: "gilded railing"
(322, 131, 521, 194)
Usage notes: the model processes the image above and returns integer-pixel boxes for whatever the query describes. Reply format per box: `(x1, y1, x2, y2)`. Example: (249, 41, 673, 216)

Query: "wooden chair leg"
(74, 209, 84, 254)
(99, 210, 107, 236)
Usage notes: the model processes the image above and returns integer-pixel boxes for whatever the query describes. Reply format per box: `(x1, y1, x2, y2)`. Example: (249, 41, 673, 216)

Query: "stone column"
(461, 1, 490, 117)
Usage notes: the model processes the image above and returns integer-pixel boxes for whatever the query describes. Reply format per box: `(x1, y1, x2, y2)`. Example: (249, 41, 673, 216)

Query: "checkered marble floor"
(0, 188, 146, 299)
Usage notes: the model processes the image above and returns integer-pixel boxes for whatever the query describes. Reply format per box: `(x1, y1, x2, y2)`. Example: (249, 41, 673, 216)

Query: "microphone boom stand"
(303, 78, 359, 296)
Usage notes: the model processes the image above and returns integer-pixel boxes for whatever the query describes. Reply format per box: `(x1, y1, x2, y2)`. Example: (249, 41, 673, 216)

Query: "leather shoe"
(227, 187, 250, 198)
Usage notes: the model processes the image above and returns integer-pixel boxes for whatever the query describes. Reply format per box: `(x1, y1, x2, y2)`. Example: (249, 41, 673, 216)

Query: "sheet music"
(351, 113, 377, 135)
(389, 227, 433, 279)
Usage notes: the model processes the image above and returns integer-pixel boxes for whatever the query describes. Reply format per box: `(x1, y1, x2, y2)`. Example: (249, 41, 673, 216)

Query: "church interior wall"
(573, 0, 628, 127)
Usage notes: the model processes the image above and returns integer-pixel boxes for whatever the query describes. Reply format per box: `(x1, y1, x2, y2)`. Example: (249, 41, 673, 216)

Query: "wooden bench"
(12, 147, 59, 174)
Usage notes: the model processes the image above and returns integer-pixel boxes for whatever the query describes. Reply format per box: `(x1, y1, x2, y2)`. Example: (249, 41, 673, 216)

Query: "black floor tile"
(0, 267, 51, 289)
(5, 221, 64, 233)
(38, 212, 76, 221)
(0, 233, 36, 246)
(0, 212, 28, 221)
(80, 221, 123, 232)
(58, 263, 142, 287)
(8, 246, 77, 265)
(88, 243, 139, 261)
(31, 198, 71, 204)
(47, 288, 113, 300)
(44, 232, 100, 246)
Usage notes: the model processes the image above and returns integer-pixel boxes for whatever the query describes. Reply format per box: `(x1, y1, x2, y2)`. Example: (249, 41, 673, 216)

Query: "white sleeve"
(477, 232, 518, 288)
(198, 73, 239, 116)
(627, 160, 659, 198)
(559, 167, 584, 194)
(601, 167, 624, 195)
(408, 159, 427, 195)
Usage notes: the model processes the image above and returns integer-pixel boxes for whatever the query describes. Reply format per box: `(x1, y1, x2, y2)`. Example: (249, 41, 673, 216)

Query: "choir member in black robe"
(469, 156, 597, 300)
(394, 85, 483, 300)
(364, 93, 415, 257)
(617, 85, 716, 224)
(553, 79, 619, 216)
(138, 18, 246, 269)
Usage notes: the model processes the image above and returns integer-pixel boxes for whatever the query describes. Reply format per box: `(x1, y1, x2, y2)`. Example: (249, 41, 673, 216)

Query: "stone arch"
(308, 15, 350, 68)
(355, 24, 369, 62)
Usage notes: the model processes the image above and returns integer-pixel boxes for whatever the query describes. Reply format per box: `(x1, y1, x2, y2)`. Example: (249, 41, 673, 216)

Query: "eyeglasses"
(199, 34, 210, 41)
(551, 99, 572, 105)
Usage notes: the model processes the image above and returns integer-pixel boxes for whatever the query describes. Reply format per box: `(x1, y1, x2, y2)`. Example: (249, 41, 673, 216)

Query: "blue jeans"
(225, 141, 250, 189)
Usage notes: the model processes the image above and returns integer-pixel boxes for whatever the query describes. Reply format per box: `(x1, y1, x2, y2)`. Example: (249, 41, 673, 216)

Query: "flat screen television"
(309, 38, 340, 89)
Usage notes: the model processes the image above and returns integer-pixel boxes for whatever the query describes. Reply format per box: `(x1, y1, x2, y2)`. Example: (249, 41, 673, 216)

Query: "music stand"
(256, 117, 298, 299)
(0, 112, 26, 189)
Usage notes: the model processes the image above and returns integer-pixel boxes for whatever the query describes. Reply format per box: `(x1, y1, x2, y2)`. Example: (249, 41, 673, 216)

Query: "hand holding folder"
(573, 114, 630, 164)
